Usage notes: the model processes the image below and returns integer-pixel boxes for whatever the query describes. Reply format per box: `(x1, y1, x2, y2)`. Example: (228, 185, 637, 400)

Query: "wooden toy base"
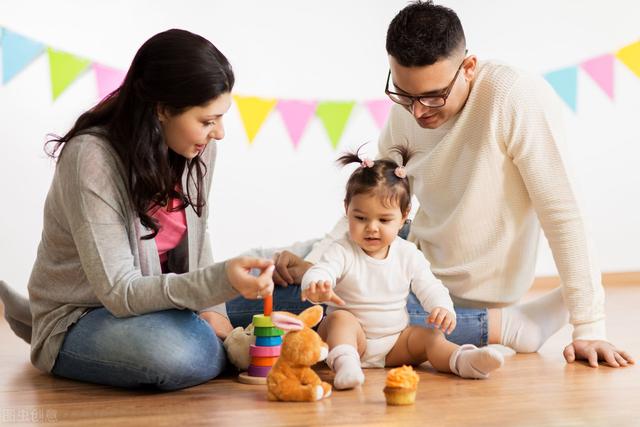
(238, 372, 267, 385)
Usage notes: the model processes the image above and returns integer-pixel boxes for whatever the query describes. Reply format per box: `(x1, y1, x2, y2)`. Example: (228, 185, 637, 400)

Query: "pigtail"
(336, 144, 369, 167)
(387, 144, 415, 167)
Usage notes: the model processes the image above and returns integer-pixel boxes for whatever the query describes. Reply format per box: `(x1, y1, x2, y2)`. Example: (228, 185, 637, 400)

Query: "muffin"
(383, 365, 420, 405)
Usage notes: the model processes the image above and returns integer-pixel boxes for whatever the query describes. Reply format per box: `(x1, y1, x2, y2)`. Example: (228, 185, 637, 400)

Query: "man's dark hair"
(386, 1, 466, 67)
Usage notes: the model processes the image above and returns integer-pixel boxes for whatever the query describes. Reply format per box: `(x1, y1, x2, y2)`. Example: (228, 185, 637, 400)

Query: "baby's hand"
(301, 281, 345, 306)
(427, 307, 456, 335)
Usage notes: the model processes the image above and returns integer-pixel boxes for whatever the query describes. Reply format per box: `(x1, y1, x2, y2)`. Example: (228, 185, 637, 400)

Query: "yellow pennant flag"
(234, 95, 277, 143)
(616, 41, 640, 78)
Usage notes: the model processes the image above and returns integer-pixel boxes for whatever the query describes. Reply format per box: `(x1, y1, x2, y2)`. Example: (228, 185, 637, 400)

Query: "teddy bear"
(223, 323, 255, 371)
(266, 305, 332, 402)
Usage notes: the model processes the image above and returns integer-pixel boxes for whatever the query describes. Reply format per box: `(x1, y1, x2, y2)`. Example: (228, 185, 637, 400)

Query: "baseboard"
(532, 271, 640, 290)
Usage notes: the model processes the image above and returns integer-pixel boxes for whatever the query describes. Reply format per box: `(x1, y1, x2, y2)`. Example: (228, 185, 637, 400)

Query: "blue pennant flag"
(544, 66, 578, 112)
(2, 29, 45, 84)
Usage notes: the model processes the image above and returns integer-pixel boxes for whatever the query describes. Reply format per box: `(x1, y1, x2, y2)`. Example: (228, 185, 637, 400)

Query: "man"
(272, 1, 633, 368)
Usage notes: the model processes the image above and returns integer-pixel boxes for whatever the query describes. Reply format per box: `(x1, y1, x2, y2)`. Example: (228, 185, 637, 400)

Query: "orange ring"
(251, 356, 279, 367)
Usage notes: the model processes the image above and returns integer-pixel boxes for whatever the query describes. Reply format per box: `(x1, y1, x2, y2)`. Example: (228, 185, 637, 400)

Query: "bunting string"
(1, 27, 638, 148)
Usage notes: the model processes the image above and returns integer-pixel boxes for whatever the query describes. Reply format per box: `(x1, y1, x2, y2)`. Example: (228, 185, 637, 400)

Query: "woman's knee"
(139, 312, 227, 390)
(55, 309, 227, 390)
(111, 309, 227, 389)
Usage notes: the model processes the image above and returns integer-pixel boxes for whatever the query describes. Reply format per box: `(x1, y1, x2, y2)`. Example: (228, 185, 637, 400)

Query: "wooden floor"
(1, 286, 638, 427)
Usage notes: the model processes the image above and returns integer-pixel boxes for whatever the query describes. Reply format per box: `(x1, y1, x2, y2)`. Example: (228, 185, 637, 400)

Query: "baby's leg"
(386, 326, 503, 379)
(318, 310, 366, 390)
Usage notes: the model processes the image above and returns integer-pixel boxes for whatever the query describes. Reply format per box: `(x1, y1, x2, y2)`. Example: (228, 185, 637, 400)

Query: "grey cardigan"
(27, 132, 239, 372)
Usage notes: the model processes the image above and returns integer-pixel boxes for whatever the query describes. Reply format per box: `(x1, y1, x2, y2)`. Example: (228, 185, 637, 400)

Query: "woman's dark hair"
(386, 0, 466, 67)
(337, 145, 414, 215)
(46, 29, 234, 239)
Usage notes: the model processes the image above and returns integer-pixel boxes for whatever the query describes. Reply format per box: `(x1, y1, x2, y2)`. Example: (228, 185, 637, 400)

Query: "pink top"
(150, 197, 187, 272)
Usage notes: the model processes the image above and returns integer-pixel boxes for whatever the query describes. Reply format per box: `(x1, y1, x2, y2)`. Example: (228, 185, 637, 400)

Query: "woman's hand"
(199, 311, 233, 340)
(427, 307, 456, 335)
(301, 280, 345, 305)
(225, 256, 275, 299)
(272, 250, 313, 286)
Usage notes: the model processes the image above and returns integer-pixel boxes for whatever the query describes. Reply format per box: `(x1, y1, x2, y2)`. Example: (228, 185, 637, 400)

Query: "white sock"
(326, 344, 365, 390)
(0, 280, 32, 343)
(450, 344, 504, 379)
(500, 287, 569, 353)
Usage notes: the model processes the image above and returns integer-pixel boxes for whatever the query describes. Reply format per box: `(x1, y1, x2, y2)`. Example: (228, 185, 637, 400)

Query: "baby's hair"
(337, 144, 414, 214)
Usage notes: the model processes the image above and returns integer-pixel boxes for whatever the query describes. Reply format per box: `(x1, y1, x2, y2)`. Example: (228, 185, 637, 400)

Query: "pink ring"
(250, 344, 282, 357)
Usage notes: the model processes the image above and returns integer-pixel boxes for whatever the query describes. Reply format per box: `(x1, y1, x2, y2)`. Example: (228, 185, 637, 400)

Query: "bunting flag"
(544, 66, 578, 111)
(277, 100, 317, 148)
(616, 41, 640, 78)
(47, 47, 91, 100)
(316, 101, 356, 149)
(364, 99, 393, 129)
(0, 26, 638, 148)
(581, 54, 615, 99)
(93, 63, 126, 100)
(2, 29, 44, 84)
(234, 95, 278, 143)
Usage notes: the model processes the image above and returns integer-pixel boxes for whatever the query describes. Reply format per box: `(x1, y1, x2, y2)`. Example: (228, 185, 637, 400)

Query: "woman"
(0, 29, 274, 390)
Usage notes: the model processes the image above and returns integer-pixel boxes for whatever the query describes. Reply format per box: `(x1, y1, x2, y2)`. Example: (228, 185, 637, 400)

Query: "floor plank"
(1, 286, 638, 426)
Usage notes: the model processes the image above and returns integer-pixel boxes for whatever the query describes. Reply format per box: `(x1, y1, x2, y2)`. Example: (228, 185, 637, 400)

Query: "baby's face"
(346, 193, 407, 259)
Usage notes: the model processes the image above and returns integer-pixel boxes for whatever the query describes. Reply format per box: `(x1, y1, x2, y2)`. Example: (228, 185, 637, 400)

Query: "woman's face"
(158, 92, 232, 159)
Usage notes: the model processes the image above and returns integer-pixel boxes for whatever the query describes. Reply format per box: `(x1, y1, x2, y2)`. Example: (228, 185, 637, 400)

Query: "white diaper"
(360, 333, 401, 368)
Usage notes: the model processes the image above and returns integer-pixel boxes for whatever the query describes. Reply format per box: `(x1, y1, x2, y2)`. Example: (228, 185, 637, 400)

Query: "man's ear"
(463, 55, 477, 82)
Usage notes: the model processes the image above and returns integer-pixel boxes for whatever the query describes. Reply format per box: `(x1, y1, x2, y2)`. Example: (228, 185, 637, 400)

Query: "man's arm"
(503, 72, 633, 366)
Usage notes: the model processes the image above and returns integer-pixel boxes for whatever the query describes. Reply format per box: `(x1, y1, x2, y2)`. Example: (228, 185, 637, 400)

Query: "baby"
(301, 146, 504, 389)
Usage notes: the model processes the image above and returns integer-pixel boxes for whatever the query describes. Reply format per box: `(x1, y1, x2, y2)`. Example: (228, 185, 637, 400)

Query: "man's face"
(388, 54, 476, 129)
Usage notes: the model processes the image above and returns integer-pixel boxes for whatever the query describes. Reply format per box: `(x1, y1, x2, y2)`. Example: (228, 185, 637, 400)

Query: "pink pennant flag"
(580, 54, 615, 100)
(364, 99, 393, 129)
(93, 63, 126, 101)
(277, 100, 317, 148)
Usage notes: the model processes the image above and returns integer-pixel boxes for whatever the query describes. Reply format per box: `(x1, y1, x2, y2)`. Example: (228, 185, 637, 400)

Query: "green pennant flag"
(316, 101, 356, 149)
(47, 47, 91, 100)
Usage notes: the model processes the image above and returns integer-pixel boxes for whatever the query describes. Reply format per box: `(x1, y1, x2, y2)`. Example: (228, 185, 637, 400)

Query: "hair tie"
(394, 166, 407, 179)
(361, 158, 374, 168)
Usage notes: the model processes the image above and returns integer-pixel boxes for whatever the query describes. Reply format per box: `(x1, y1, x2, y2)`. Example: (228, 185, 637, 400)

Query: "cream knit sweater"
(307, 61, 605, 341)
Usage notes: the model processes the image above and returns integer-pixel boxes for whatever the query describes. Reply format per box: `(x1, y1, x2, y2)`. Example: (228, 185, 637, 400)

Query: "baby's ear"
(298, 305, 324, 328)
(403, 205, 411, 221)
(271, 311, 303, 331)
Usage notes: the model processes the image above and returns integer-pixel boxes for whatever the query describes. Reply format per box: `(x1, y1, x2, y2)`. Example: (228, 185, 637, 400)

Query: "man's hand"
(427, 307, 456, 335)
(564, 340, 635, 368)
(301, 280, 345, 306)
(272, 250, 313, 286)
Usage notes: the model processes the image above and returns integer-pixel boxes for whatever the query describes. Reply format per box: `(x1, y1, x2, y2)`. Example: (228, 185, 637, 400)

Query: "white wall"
(1, 0, 638, 294)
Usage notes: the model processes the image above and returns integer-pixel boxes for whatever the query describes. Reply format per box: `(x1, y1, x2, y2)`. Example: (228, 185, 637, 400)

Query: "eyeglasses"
(385, 56, 467, 109)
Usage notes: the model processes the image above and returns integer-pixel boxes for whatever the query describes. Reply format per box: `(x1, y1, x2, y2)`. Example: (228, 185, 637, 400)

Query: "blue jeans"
(226, 221, 489, 347)
(226, 286, 488, 347)
(52, 308, 227, 391)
